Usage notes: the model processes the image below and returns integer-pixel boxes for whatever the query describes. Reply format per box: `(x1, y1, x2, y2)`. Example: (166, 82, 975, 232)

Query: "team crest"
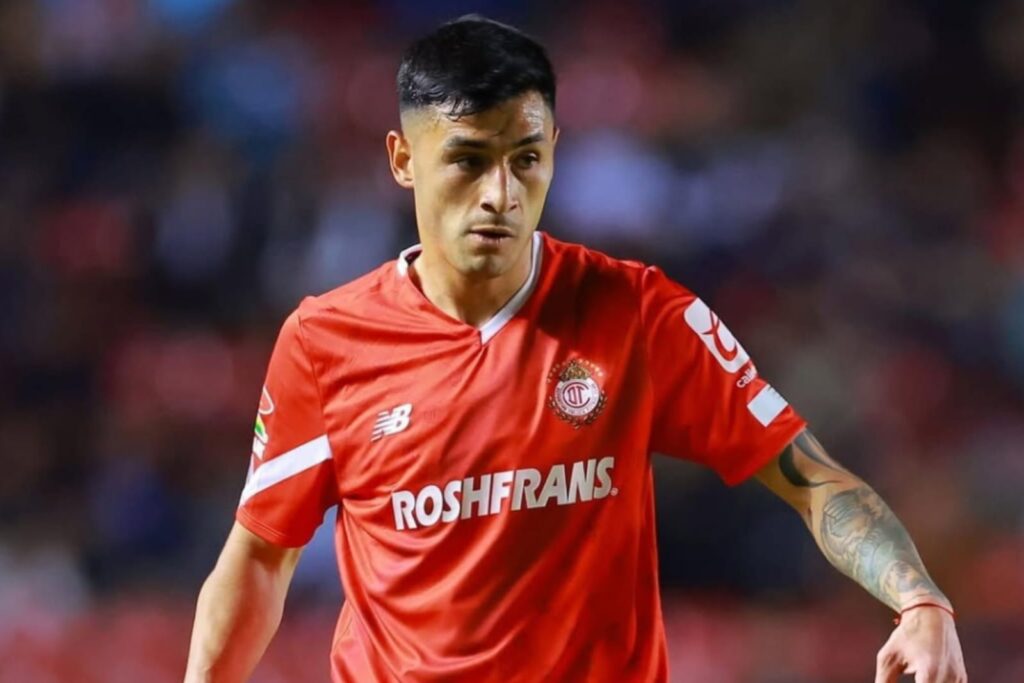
(547, 359, 607, 429)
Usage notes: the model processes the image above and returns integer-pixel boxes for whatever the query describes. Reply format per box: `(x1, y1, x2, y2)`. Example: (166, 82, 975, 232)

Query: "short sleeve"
(640, 266, 806, 486)
(236, 308, 337, 547)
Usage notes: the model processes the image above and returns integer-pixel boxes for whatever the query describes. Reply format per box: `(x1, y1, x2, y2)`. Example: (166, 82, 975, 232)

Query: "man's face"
(387, 91, 558, 281)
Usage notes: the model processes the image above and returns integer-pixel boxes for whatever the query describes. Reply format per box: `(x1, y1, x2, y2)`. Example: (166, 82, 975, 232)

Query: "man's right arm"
(184, 522, 303, 683)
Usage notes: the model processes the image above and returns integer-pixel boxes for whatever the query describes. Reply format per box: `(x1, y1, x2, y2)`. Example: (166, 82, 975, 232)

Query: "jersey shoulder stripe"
(240, 434, 332, 505)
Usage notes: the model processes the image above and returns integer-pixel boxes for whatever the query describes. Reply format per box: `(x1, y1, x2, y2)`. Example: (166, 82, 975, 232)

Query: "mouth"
(467, 225, 515, 246)
(469, 225, 514, 237)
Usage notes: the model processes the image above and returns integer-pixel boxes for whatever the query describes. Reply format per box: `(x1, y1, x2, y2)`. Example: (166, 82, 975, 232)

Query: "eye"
(455, 156, 485, 172)
(514, 153, 540, 170)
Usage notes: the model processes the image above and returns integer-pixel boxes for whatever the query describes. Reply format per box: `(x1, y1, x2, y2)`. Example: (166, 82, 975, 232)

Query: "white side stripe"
(747, 385, 788, 427)
(239, 434, 332, 505)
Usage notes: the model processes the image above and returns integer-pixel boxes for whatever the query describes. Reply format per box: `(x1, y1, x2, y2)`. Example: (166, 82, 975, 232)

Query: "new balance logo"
(371, 403, 412, 442)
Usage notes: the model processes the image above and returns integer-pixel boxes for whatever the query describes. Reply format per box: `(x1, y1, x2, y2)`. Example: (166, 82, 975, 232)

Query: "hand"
(875, 606, 967, 682)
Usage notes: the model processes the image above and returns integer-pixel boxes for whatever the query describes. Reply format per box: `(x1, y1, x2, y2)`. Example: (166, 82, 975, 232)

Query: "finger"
(952, 652, 969, 683)
(937, 662, 961, 683)
(935, 662, 963, 683)
(911, 660, 940, 683)
(875, 649, 904, 683)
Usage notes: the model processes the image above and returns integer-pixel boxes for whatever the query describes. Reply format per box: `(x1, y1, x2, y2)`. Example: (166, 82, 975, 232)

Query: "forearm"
(185, 525, 299, 683)
(761, 431, 951, 613)
(808, 477, 950, 612)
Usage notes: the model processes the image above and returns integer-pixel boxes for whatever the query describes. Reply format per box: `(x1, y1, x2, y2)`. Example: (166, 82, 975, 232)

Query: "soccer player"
(184, 15, 968, 683)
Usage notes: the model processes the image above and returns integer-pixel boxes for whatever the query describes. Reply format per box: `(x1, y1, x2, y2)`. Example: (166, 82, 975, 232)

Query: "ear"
(552, 125, 560, 148)
(386, 130, 415, 189)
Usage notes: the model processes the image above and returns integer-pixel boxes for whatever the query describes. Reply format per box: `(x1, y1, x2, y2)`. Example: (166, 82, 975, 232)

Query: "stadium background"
(1, 0, 1022, 680)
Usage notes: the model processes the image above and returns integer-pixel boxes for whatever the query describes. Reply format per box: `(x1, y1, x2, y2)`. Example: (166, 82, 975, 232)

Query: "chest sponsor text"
(391, 457, 616, 531)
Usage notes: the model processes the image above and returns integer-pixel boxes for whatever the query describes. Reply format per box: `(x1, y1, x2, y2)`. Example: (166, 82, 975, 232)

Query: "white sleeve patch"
(747, 385, 788, 427)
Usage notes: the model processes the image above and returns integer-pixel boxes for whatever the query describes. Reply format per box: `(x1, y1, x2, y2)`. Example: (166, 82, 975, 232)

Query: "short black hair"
(397, 15, 556, 118)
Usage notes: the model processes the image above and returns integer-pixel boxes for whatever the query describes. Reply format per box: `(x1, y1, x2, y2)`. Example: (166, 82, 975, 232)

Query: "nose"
(480, 162, 518, 216)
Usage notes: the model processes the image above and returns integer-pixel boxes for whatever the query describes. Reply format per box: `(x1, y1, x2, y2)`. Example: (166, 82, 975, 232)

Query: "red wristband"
(893, 602, 956, 626)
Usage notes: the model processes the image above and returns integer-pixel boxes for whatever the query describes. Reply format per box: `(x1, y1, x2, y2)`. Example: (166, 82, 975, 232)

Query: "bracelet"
(893, 602, 956, 626)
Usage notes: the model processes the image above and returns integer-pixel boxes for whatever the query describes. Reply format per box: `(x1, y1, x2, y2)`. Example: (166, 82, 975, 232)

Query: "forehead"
(413, 92, 553, 146)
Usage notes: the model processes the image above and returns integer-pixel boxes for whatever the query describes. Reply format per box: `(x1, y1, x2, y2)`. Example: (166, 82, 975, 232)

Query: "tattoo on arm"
(776, 431, 948, 612)
(778, 432, 845, 488)
(819, 486, 941, 611)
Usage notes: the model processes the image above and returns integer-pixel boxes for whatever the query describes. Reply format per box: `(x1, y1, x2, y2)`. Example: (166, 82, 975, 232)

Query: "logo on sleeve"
(258, 386, 275, 415)
(683, 299, 750, 373)
(547, 359, 607, 429)
(252, 386, 274, 460)
(372, 403, 413, 441)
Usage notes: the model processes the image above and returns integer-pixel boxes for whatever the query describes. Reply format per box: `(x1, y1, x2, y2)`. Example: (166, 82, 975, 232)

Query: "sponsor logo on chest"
(384, 357, 619, 531)
(391, 457, 617, 531)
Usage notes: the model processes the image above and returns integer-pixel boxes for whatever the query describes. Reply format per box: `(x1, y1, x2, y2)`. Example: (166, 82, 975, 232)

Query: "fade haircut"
(397, 15, 556, 119)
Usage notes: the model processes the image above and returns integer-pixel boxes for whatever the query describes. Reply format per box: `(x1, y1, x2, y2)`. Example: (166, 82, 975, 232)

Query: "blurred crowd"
(2, 0, 1023, 681)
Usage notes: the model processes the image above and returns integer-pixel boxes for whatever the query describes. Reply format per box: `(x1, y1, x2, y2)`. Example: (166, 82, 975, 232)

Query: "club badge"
(547, 359, 607, 429)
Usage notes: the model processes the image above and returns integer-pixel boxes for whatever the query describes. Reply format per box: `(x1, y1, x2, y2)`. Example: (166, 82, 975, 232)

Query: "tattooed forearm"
(818, 486, 943, 611)
(773, 431, 949, 612)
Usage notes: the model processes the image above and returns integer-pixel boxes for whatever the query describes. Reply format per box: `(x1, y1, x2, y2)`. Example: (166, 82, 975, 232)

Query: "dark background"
(1, 0, 1022, 681)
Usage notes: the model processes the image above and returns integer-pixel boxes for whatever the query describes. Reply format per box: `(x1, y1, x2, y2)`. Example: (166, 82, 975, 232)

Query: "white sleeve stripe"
(239, 434, 332, 505)
(747, 385, 788, 427)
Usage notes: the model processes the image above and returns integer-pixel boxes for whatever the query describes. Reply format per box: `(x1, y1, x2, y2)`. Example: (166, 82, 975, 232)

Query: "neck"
(409, 239, 534, 329)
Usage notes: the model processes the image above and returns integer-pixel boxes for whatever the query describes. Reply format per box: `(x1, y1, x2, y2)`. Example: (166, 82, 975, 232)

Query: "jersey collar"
(395, 231, 544, 344)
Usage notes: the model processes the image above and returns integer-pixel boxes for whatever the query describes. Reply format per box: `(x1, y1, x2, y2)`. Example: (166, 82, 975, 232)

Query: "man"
(185, 15, 967, 683)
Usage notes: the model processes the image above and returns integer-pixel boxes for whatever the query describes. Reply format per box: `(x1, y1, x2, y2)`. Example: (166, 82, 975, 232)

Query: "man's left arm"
(754, 429, 968, 683)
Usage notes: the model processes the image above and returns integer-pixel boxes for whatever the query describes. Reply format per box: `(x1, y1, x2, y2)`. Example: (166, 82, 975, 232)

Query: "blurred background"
(1, 0, 1022, 681)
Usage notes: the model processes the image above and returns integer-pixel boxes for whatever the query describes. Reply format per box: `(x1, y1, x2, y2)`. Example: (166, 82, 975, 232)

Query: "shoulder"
(543, 232, 678, 307)
(542, 233, 701, 330)
(291, 260, 397, 329)
(543, 232, 648, 288)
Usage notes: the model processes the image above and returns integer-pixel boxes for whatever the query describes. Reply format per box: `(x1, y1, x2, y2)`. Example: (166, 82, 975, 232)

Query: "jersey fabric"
(236, 231, 806, 682)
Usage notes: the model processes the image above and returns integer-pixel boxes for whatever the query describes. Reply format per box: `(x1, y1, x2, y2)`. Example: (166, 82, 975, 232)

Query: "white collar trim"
(396, 232, 544, 344)
(395, 243, 421, 278)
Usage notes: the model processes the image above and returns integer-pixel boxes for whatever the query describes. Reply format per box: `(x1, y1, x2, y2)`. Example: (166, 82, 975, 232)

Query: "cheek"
(522, 174, 552, 207)
(437, 176, 479, 211)
(421, 172, 454, 205)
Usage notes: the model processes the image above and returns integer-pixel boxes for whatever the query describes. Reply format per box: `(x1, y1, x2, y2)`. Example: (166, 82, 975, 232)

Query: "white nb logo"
(371, 403, 412, 442)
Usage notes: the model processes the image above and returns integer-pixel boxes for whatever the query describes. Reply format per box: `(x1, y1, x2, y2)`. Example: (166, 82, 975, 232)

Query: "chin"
(460, 254, 511, 280)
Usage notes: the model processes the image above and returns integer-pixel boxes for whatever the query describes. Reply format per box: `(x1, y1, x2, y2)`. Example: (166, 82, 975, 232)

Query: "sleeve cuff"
(718, 418, 807, 487)
(235, 506, 312, 548)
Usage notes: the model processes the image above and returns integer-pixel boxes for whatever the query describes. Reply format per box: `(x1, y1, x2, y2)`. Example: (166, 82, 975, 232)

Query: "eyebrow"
(443, 132, 546, 150)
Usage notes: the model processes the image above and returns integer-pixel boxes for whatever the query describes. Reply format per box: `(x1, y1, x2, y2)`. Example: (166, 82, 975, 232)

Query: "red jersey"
(237, 232, 805, 682)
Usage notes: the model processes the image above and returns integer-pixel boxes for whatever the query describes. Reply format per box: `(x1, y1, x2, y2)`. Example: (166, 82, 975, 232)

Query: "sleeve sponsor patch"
(747, 385, 789, 426)
(683, 298, 751, 373)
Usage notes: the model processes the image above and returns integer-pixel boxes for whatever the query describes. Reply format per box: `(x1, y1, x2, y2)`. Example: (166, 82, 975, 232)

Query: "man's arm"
(754, 430, 947, 612)
(755, 429, 967, 683)
(184, 522, 303, 683)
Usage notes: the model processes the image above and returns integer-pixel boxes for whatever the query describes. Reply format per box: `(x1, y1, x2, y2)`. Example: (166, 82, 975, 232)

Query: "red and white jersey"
(237, 231, 805, 682)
